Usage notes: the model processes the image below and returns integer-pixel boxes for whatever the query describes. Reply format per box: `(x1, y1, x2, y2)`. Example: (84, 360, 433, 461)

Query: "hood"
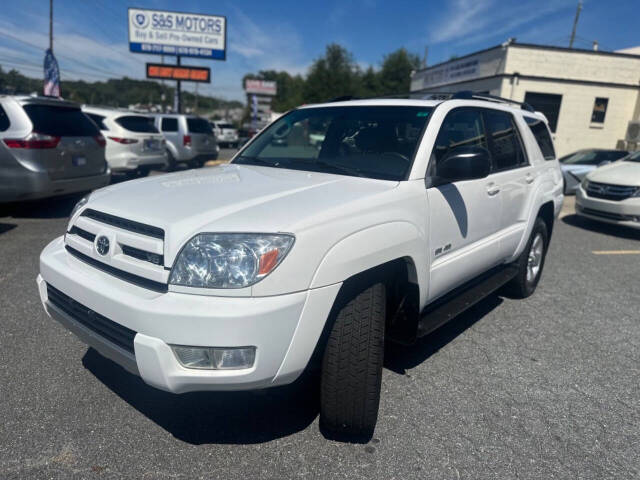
(88, 164, 399, 257)
(586, 161, 640, 187)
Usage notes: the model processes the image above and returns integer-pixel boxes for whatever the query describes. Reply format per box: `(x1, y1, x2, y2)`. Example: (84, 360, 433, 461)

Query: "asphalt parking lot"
(1, 186, 639, 479)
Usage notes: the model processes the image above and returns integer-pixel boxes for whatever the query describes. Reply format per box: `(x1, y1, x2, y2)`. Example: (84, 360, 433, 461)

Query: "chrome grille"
(585, 181, 638, 201)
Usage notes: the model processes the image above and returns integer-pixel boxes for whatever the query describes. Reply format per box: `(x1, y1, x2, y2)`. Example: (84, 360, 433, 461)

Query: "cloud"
(428, 0, 575, 46)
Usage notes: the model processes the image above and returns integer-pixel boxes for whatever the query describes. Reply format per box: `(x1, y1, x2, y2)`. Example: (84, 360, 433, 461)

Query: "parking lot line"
(592, 250, 640, 255)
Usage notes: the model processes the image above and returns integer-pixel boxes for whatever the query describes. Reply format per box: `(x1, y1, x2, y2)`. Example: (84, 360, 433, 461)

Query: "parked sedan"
(560, 149, 629, 194)
(576, 151, 640, 229)
(84, 107, 167, 177)
(0, 95, 110, 202)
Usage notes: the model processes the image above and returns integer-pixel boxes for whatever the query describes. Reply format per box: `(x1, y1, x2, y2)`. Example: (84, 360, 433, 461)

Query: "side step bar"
(417, 264, 519, 338)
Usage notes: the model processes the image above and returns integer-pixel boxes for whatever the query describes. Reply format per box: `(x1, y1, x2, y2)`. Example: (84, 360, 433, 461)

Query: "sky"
(0, 0, 638, 102)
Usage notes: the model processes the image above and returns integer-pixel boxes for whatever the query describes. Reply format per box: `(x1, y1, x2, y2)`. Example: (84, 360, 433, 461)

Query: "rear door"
(20, 103, 104, 180)
(186, 117, 217, 153)
(114, 115, 164, 156)
(481, 108, 533, 259)
(426, 107, 502, 300)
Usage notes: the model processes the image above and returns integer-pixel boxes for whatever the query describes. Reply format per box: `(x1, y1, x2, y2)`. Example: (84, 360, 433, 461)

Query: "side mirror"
(434, 146, 491, 185)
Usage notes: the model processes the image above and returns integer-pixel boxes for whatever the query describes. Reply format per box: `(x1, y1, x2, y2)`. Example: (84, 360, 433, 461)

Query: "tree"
(378, 48, 421, 96)
(304, 44, 359, 103)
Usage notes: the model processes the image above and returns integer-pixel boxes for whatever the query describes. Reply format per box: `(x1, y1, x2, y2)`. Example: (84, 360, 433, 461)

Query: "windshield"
(187, 117, 213, 134)
(234, 106, 433, 181)
(560, 150, 627, 165)
(625, 151, 640, 163)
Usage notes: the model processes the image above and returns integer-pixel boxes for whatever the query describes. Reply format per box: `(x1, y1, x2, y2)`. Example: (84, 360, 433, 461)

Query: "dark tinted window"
(597, 150, 627, 161)
(161, 118, 178, 132)
(432, 108, 488, 171)
(23, 105, 98, 136)
(591, 97, 608, 123)
(0, 105, 9, 131)
(116, 115, 158, 133)
(187, 118, 213, 134)
(524, 116, 556, 160)
(238, 106, 433, 181)
(483, 110, 526, 170)
(524, 92, 562, 132)
(559, 150, 626, 166)
(86, 113, 107, 131)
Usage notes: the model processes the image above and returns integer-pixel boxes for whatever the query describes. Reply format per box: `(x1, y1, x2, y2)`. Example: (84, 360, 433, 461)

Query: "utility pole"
(49, 0, 53, 51)
(569, 0, 582, 49)
(173, 56, 182, 113)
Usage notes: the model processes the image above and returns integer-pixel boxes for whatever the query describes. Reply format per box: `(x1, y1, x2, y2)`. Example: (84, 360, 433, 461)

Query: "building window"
(591, 97, 608, 124)
(524, 92, 562, 133)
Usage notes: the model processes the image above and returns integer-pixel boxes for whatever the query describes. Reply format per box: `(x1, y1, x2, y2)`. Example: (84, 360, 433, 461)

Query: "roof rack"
(450, 90, 535, 112)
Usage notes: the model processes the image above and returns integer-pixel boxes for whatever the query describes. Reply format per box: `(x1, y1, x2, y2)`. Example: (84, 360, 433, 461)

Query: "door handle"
(486, 184, 500, 196)
(525, 173, 535, 184)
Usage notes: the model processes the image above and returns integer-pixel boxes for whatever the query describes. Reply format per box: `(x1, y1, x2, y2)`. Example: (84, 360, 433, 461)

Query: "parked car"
(210, 121, 239, 148)
(576, 150, 640, 229)
(0, 95, 109, 202)
(559, 149, 629, 194)
(38, 93, 563, 439)
(83, 107, 167, 177)
(153, 114, 219, 169)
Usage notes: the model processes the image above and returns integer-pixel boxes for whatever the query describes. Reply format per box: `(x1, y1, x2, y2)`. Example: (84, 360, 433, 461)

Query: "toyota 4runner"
(38, 93, 563, 439)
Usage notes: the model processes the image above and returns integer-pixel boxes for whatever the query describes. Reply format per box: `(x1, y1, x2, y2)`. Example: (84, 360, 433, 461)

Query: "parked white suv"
(83, 107, 167, 177)
(211, 121, 239, 148)
(38, 93, 563, 439)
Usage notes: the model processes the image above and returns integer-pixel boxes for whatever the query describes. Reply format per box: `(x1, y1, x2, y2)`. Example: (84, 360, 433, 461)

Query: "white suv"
(83, 107, 167, 176)
(38, 93, 563, 439)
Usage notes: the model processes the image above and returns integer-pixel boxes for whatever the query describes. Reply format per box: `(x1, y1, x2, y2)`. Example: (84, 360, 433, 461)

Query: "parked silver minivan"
(0, 95, 110, 202)
(153, 114, 219, 169)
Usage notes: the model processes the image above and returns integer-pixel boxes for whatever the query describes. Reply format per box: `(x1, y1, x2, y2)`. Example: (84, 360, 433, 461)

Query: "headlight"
(581, 178, 590, 190)
(70, 194, 90, 219)
(169, 233, 295, 289)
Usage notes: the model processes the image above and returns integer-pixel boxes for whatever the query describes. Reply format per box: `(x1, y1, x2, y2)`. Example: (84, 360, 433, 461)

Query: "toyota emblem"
(96, 236, 110, 256)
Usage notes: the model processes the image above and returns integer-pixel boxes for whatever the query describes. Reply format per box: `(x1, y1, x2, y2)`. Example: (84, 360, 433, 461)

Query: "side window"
(161, 118, 178, 132)
(431, 108, 488, 175)
(483, 109, 527, 171)
(0, 105, 10, 131)
(524, 116, 556, 160)
(591, 97, 608, 124)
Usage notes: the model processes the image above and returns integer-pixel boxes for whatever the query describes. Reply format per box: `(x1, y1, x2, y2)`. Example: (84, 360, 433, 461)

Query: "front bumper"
(576, 185, 640, 229)
(38, 237, 340, 393)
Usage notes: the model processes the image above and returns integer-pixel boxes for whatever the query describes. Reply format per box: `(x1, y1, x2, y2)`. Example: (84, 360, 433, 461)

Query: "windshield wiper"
(312, 160, 366, 178)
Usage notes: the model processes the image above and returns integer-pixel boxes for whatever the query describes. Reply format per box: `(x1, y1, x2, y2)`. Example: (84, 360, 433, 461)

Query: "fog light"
(172, 346, 256, 370)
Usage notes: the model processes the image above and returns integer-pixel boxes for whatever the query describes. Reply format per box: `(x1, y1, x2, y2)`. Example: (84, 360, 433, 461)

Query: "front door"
(426, 107, 502, 301)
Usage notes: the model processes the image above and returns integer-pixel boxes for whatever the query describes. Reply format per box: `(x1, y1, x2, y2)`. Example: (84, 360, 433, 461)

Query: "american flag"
(43, 48, 60, 97)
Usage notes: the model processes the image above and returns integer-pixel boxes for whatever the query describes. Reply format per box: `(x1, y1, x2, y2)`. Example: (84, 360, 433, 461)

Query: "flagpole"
(49, 0, 53, 52)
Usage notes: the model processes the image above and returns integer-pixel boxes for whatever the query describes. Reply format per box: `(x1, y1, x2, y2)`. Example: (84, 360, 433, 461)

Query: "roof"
(4, 95, 78, 108)
(299, 99, 442, 109)
(82, 105, 151, 117)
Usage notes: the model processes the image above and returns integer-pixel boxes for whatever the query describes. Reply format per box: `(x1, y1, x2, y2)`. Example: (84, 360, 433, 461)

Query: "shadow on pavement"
(82, 348, 320, 445)
(384, 294, 503, 374)
(0, 223, 17, 235)
(562, 214, 640, 241)
(0, 194, 85, 220)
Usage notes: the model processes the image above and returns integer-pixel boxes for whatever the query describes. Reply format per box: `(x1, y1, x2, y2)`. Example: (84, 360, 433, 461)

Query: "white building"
(410, 41, 640, 156)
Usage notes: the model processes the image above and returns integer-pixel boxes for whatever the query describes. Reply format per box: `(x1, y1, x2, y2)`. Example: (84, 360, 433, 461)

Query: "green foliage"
(0, 66, 241, 112)
(244, 44, 421, 110)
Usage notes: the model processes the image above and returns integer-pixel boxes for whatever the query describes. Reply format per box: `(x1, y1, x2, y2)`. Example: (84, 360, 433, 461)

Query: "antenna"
(569, 0, 583, 48)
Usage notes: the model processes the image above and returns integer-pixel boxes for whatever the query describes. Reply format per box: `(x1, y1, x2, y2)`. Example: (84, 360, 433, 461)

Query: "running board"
(417, 264, 519, 338)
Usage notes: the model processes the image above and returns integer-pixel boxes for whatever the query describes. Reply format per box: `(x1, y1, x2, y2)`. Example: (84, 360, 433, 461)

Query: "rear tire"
(502, 217, 549, 299)
(320, 282, 385, 440)
(165, 150, 177, 171)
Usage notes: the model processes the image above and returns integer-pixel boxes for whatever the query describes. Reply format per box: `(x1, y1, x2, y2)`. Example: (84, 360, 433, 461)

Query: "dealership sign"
(128, 8, 226, 60)
(244, 79, 277, 96)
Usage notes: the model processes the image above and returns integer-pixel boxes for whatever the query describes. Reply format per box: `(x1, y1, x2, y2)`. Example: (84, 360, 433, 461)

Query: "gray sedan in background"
(560, 149, 629, 194)
(0, 95, 110, 203)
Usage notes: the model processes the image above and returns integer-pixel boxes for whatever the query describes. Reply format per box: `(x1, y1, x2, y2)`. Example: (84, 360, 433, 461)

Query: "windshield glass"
(625, 151, 640, 163)
(560, 150, 627, 165)
(235, 106, 433, 181)
(187, 117, 213, 134)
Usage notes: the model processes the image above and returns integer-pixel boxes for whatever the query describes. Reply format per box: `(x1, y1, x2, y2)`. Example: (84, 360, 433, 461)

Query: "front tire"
(502, 217, 549, 299)
(320, 282, 385, 440)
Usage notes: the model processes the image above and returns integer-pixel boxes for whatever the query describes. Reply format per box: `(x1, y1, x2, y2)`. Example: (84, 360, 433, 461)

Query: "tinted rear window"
(524, 116, 555, 160)
(187, 118, 213, 134)
(86, 113, 107, 130)
(0, 105, 9, 131)
(218, 123, 234, 129)
(116, 115, 158, 133)
(23, 105, 98, 137)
